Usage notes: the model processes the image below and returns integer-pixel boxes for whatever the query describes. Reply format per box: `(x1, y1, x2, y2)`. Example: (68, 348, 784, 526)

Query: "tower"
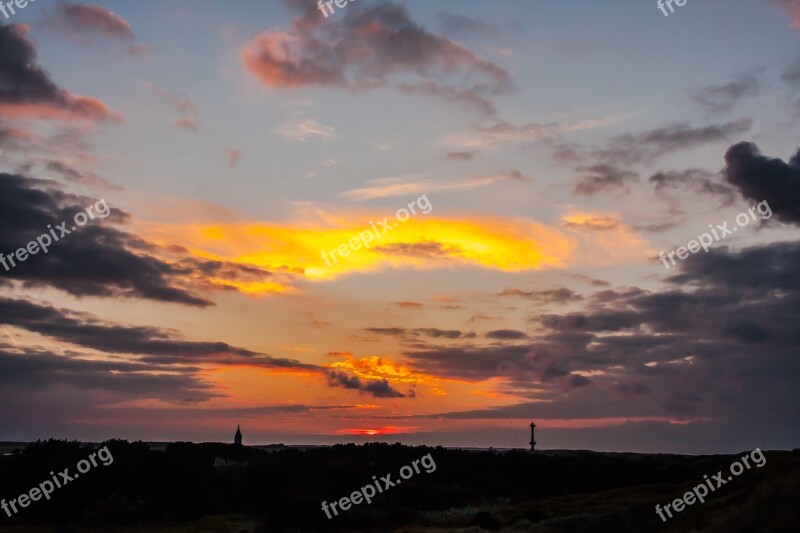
(529, 421, 536, 452)
(234, 424, 242, 446)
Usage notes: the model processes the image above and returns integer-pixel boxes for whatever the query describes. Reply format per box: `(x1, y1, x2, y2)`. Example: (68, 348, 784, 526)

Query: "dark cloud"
(560, 119, 752, 167)
(567, 274, 610, 287)
(402, 238, 800, 451)
(692, 73, 760, 115)
(666, 241, 800, 292)
(0, 346, 216, 402)
(44, 2, 135, 43)
(405, 344, 533, 381)
(45, 159, 122, 190)
(415, 328, 463, 339)
(0, 297, 323, 373)
(486, 329, 527, 340)
(364, 327, 464, 340)
(0, 24, 121, 122)
(498, 287, 583, 304)
(372, 241, 451, 259)
(242, 2, 512, 115)
(538, 310, 642, 333)
(394, 301, 423, 308)
(445, 151, 477, 161)
(365, 327, 407, 337)
(649, 168, 736, 205)
(722, 142, 800, 224)
(573, 164, 638, 195)
(325, 370, 406, 398)
(0, 173, 211, 306)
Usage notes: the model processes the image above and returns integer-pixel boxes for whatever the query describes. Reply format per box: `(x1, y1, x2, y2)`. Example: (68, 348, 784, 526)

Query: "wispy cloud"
(340, 171, 525, 201)
(444, 113, 634, 150)
(275, 115, 336, 142)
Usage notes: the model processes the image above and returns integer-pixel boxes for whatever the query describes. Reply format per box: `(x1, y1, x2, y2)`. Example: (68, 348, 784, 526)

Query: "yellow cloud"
(141, 214, 577, 284)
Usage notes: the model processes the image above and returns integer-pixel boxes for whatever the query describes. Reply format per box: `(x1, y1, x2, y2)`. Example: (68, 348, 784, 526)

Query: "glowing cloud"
(141, 214, 577, 285)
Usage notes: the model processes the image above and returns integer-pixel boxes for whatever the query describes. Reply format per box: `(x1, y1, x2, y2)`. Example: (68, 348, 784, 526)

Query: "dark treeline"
(0, 440, 797, 531)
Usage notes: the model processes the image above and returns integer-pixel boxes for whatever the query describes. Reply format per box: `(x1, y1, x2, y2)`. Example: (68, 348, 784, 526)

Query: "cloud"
(774, 0, 800, 33)
(0, 119, 37, 155)
(275, 115, 335, 141)
(44, 2, 135, 43)
(486, 329, 527, 340)
(0, 24, 122, 123)
(445, 151, 477, 161)
(339, 171, 523, 200)
(400, 239, 800, 443)
(225, 147, 242, 168)
(0, 174, 297, 303)
(567, 274, 610, 287)
(558, 119, 752, 167)
(395, 81, 496, 116)
(326, 370, 406, 398)
(561, 214, 621, 231)
(240, 2, 512, 114)
(0, 297, 269, 362)
(498, 287, 583, 304)
(722, 142, 800, 224)
(649, 168, 736, 205)
(44, 159, 122, 190)
(599, 119, 753, 166)
(143, 212, 585, 282)
(572, 164, 638, 195)
(446, 113, 630, 151)
(146, 84, 199, 132)
(0, 346, 217, 402)
(692, 73, 760, 115)
(364, 327, 465, 340)
(394, 301, 423, 309)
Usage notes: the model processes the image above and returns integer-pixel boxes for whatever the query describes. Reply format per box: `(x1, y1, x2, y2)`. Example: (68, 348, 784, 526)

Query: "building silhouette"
(529, 421, 536, 452)
(234, 424, 242, 446)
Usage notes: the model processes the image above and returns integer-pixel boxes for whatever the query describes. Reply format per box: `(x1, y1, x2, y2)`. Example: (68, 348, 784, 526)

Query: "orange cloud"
(0, 97, 123, 123)
(141, 214, 577, 285)
(336, 426, 419, 436)
(775, 0, 800, 32)
(327, 355, 425, 385)
(560, 211, 654, 265)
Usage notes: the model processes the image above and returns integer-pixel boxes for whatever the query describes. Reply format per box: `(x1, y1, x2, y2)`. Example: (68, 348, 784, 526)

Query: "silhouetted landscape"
(1, 440, 798, 531)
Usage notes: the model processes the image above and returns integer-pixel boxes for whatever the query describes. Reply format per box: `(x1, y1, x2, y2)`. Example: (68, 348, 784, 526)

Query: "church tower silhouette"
(234, 424, 242, 446)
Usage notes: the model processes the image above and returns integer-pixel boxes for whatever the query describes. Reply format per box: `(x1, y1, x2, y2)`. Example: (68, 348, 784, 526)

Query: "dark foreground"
(0, 440, 798, 532)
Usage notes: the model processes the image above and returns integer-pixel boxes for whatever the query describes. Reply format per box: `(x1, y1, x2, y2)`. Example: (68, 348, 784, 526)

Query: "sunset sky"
(2, 0, 800, 454)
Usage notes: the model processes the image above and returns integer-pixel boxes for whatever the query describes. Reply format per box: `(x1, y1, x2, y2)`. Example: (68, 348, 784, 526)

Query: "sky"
(1, 0, 799, 454)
